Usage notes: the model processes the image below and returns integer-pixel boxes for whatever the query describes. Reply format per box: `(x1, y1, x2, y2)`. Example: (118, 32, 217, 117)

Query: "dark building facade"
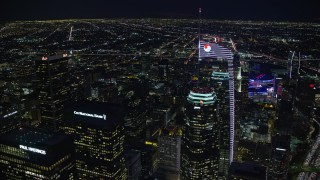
(212, 70, 231, 177)
(269, 134, 291, 180)
(0, 104, 20, 135)
(296, 77, 316, 116)
(125, 150, 142, 180)
(229, 162, 267, 180)
(155, 126, 181, 179)
(0, 128, 76, 179)
(36, 54, 70, 131)
(62, 101, 127, 179)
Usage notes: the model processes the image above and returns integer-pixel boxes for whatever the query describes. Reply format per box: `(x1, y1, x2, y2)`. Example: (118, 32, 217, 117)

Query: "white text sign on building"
(19, 145, 46, 155)
(74, 111, 106, 120)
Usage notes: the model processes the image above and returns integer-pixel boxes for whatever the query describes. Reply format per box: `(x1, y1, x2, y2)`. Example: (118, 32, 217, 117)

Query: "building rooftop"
(40, 54, 68, 61)
(187, 87, 217, 105)
(272, 134, 291, 150)
(64, 101, 124, 129)
(0, 128, 67, 149)
(159, 126, 182, 137)
(191, 87, 214, 94)
(229, 162, 266, 180)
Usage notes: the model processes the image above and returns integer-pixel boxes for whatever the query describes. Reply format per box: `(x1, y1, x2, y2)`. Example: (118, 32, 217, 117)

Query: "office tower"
(269, 134, 291, 180)
(315, 87, 320, 121)
(16, 59, 35, 78)
(36, 54, 70, 131)
(89, 79, 118, 103)
(0, 104, 20, 135)
(295, 77, 316, 116)
(229, 162, 267, 180)
(275, 91, 294, 135)
(140, 145, 156, 179)
(125, 150, 142, 180)
(155, 126, 181, 179)
(124, 97, 147, 146)
(0, 128, 76, 179)
(63, 101, 127, 179)
(212, 70, 231, 178)
(154, 105, 172, 126)
(182, 87, 218, 179)
(158, 59, 169, 81)
(199, 41, 235, 164)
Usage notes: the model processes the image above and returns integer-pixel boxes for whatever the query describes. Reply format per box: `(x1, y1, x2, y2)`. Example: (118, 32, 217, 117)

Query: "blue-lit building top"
(187, 87, 217, 105)
(212, 71, 229, 81)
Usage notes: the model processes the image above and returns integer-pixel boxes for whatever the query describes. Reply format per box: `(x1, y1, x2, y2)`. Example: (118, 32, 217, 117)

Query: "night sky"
(1, 0, 320, 21)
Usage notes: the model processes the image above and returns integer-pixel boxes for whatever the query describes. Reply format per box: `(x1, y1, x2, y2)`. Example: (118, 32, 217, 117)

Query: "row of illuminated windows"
(76, 149, 123, 162)
(0, 153, 72, 173)
(188, 122, 213, 127)
(50, 154, 72, 171)
(0, 145, 29, 159)
(184, 135, 211, 143)
(1, 169, 23, 179)
(56, 162, 76, 179)
(76, 128, 121, 137)
(76, 138, 123, 148)
(78, 168, 122, 178)
(0, 158, 42, 175)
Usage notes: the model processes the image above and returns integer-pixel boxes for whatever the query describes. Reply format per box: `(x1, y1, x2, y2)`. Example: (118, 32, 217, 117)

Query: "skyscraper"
(0, 128, 76, 179)
(269, 134, 291, 180)
(36, 54, 70, 131)
(62, 101, 127, 179)
(229, 162, 267, 180)
(155, 126, 182, 179)
(124, 150, 142, 180)
(199, 41, 235, 164)
(0, 105, 20, 135)
(182, 87, 218, 179)
(212, 69, 231, 178)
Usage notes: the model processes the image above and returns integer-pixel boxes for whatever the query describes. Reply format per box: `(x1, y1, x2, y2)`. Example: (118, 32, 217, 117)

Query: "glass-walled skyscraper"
(0, 128, 76, 179)
(182, 87, 218, 179)
(62, 101, 127, 179)
(36, 54, 70, 131)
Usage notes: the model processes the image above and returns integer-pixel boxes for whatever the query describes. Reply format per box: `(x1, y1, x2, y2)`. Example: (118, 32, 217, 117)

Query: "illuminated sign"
(145, 141, 157, 147)
(19, 145, 46, 155)
(194, 106, 201, 110)
(204, 44, 212, 52)
(3, 111, 17, 118)
(41, 56, 48, 61)
(74, 111, 106, 120)
(276, 148, 286, 152)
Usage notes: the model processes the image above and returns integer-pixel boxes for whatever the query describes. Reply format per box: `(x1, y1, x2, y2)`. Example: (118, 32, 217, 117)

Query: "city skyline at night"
(0, 2, 320, 180)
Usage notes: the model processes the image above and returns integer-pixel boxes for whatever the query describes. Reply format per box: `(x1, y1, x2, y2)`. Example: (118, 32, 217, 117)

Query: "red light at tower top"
(310, 84, 315, 88)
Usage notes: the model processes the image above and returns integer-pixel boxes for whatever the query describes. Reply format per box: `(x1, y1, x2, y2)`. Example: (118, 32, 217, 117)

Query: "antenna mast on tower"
(198, 8, 201, 62)
(197, 8, 202, 78)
